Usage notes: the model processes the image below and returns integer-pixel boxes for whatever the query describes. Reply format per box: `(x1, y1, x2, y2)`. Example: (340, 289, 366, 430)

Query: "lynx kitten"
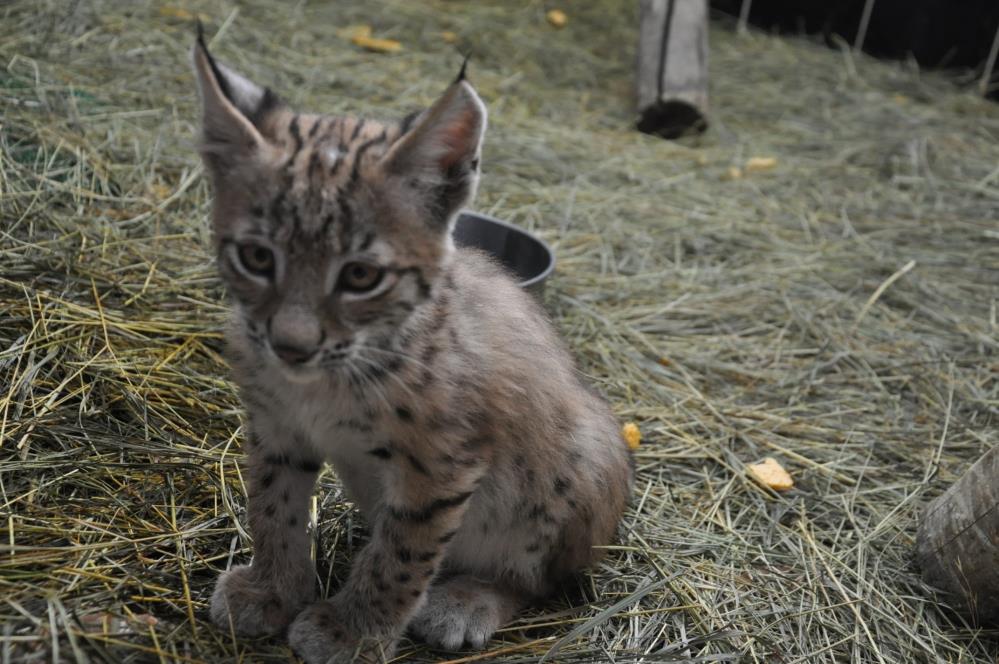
(193, 34, 633, 663)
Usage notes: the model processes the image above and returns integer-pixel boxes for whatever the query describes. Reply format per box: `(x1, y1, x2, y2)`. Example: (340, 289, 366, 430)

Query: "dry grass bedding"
(1, 1, 998, 662)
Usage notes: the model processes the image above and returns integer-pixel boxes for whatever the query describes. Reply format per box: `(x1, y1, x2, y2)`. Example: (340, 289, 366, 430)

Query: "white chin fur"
(274, 361, 325, 385)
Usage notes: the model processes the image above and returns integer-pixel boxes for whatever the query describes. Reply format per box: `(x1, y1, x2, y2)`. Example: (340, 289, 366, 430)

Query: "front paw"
(288, 601, 397, 664)
(210, 564, 315, 637)
(408, 575, 518, 651)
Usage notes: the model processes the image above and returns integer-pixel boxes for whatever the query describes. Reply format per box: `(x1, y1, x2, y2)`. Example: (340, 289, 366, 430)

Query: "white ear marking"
(322, 146, 343, 170)
(213, 61, 266, 115)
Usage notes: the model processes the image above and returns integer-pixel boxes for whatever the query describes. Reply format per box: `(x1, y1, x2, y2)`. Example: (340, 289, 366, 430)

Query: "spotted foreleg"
(211, 437, 321, 636)
(288, 443, 484, 663)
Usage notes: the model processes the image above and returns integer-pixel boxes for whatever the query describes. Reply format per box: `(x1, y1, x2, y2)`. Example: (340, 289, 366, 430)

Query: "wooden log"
(915, 445, 999, 626)
(636, 0, 709, 139)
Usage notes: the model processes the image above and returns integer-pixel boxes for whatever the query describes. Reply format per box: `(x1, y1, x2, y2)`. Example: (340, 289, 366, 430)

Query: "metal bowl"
(452, 211, 555, 296)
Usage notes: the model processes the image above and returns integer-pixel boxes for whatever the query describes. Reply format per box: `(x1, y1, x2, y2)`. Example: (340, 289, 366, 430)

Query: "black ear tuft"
(453, 53, 471, 85)
(195, 28, 238, 111)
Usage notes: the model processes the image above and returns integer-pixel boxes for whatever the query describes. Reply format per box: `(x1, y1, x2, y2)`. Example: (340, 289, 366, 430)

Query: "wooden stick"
(915, 445, 999, 626)
(636, 0, 709, 139)
(737, 0, 752, 35)
(979, 20, 999, 97)
(854, 0, 876, 53)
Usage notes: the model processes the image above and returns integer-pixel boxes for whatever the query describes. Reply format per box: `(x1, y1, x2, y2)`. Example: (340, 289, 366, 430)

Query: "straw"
(2, 0, 998, 661)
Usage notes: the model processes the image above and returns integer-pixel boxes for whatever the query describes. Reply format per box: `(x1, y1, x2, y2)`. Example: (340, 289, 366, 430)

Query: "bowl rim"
(456, 210, 556, 290)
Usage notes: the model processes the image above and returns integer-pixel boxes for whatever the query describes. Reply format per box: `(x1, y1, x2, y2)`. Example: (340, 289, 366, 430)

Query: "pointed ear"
(191, 32, 282, 171)
(381, 78, 487, 229)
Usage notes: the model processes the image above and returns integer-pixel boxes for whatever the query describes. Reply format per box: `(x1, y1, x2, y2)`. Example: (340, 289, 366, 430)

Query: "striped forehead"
(258, 112, 398, 250)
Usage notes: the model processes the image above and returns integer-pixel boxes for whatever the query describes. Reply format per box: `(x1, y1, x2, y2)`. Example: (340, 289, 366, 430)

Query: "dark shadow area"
(636, 99, 709, 139)
(711, 0, 999, 98)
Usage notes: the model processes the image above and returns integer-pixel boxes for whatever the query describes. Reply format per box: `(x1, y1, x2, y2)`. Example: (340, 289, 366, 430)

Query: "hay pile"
(2, 0, 997, 661)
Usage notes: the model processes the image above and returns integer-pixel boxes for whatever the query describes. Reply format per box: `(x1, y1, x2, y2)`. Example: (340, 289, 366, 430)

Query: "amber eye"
(339, 262, 384, 293)
(237, 243, 275, 277)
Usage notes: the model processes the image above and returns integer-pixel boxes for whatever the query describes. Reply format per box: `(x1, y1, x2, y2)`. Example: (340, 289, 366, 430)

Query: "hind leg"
(408, 573, 527, 651)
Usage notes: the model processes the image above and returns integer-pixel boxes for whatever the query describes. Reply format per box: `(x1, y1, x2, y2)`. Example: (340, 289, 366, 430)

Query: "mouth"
(264, 345, 322, 381)
(317, 350, 350, 369)
(262, 340, 358, 383)
(287, 350, 355, 379)
(272, 356, 318, 377)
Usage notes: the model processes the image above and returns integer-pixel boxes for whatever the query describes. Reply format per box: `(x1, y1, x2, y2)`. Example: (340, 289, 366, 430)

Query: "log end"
(636, 99, 708, 139)
(915, 490, 999, 627)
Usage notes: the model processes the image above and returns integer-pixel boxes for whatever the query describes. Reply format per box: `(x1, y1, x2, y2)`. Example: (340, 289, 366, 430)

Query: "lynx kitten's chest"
(253, 371, 392, 513)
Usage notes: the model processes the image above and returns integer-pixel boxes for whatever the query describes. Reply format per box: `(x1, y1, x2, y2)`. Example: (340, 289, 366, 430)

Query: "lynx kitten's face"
(197, 49, 485, 383)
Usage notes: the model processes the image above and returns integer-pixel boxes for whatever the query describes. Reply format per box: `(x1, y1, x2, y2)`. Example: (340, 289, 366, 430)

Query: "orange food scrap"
(345, 25, 402, 53)
(159, 6, 209, 22)
(657, 357, 671, 367)
(622, 423, 641, 450)
(747, 457, 793, 491)
(441, 31, 459, 44)
(745, 156, 778, 173)
(148, 183, 172, 201)
(159, 6, 194, 20)
(352, 35, 402, 54)
(546, 9, 568, 28)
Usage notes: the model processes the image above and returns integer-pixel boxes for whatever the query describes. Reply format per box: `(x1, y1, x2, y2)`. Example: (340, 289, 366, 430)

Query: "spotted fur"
(193, 34, 633, 663)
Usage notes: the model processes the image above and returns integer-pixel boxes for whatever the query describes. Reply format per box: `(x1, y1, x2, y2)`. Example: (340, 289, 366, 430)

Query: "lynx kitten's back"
(193, 33, 632, 663)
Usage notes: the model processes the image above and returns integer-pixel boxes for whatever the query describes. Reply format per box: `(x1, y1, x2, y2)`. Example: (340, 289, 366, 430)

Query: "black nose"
(272, 343, 317, 365)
